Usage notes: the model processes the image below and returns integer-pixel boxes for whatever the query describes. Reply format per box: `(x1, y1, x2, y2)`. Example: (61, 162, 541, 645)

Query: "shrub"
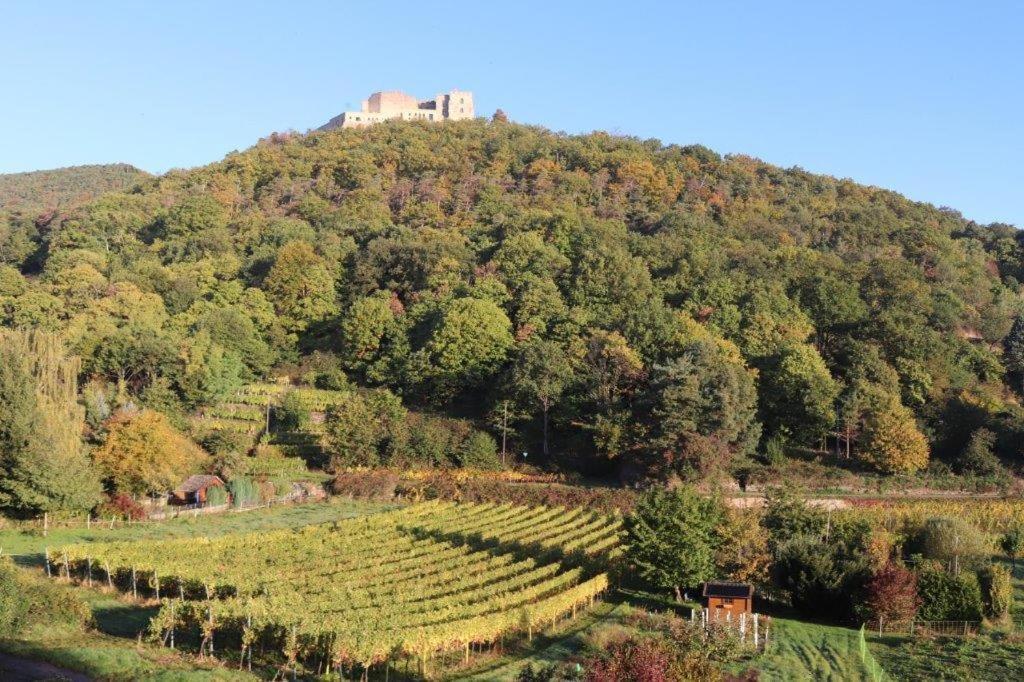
(905, 517, 991, 574)
(456, 430, 500, 469)
(330, 470, 400, 500)
(864, 561, 920, 624)
(958, 428, 1002, 476)
(97, 493, 147, 520)
(328, 469, 638, 513)
(228, 476, 260, 507)
(0, 560, 27, 636)
(582, 612, 740, 681)
(1001, 524, 1024, 568)
(979, 563, 1012, 621)
(772, 534, 868, 619)
(197, 429, 253, 478)
(205, 484, 228, 506)
(917, 566, 983, 621)
(277, 391, 312, 431)
(516, 664, 565, 682)
(0, 558, 91, 636)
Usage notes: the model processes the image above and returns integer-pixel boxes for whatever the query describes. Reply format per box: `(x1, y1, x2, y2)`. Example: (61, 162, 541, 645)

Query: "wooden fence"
(3, 489, 320, 537)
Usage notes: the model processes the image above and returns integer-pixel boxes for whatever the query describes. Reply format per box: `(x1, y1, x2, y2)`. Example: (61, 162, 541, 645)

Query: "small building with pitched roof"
(702, 581, 754, 620)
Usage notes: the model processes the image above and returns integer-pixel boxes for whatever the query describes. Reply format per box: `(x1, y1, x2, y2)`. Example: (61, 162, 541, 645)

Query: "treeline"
(0, 163, 148, 213)
(1, 119, 1024, 495)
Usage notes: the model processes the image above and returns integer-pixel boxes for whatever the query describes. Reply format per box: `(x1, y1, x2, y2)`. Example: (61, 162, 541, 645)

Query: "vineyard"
(54, 501, 621, 678)
(193, 381, 348, 466)
(840, 497, 1024, 535)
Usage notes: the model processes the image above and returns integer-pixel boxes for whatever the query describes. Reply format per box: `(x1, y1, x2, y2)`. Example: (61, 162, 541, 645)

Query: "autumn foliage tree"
(859, 397, 929, 474)
(864, 561, 921, 625)
(94, 409, 208, 496)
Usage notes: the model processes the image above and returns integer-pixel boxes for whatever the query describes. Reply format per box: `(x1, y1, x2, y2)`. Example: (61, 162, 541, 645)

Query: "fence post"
(753, 613, 759, 648)
(44, 547, 51, 578)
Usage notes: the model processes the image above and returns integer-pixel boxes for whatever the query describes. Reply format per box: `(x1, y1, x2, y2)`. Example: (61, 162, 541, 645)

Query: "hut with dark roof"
(702, 581, 753, 620)
(171, 474, 225, 505)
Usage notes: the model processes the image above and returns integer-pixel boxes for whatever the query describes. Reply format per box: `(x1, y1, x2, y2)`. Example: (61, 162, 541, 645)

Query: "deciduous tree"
(0, 331, 101, 516)
(93, 409, 208, 496)
(264, 240, 337, 332)
(864, 561, 920, 625)
(625, 487, 723, 602)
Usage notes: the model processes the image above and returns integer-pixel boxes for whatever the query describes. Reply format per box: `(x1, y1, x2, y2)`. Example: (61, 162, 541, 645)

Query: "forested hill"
(2, 119, 1023, 482)
(0, 163, 148, 214)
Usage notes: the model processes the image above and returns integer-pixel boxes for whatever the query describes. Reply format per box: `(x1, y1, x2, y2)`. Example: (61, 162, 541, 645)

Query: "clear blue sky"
(1, 1, 1021, 226)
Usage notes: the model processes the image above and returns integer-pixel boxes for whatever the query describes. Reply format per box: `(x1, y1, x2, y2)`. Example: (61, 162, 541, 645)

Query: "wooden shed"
(171, 474, 225, 505)
(702, 581, 753, 620)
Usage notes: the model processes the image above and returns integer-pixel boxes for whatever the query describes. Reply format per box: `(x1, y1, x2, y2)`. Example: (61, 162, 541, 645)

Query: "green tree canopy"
(264, 240, 338, 332)
(625, 487, 724, 601)
(637, 340, 759, 479)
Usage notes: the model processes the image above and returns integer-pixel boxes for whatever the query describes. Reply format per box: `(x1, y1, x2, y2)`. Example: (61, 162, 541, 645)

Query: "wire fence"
(858, 625, 889, 681)
(864, 619, 980, 637)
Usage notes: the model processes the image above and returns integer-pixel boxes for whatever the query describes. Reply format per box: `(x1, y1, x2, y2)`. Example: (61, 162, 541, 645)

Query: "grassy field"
(457, 599, 635, 680)
(753, 617, 875, 681)
(0, 498, 396, 563)
(0, 499, 395, 681)
(1, 585, 256, 681)
(870, 632, 1024, 680)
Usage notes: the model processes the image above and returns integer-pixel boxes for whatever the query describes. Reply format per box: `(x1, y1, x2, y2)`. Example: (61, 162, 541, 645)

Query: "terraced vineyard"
(193, 382, 348, 465)
(56, 501, 620, 677)
(191, 382, 281, 437)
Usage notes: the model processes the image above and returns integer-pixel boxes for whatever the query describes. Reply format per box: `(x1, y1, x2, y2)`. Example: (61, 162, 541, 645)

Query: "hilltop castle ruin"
(320, 89, 474, 130)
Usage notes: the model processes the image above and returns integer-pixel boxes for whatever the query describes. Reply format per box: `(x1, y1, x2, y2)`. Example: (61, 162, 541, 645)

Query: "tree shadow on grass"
(90, 600, 161, 639)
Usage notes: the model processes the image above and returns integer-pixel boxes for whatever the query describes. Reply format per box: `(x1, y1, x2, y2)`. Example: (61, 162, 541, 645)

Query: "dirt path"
(0, 652, 91, 681)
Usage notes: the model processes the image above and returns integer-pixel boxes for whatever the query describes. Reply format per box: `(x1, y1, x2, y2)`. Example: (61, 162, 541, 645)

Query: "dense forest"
(3, 118, 1024, 515)
(0, 163, 148, 214)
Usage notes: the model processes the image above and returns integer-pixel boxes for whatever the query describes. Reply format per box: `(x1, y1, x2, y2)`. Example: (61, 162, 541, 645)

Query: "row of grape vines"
(55, 501, 620, 674)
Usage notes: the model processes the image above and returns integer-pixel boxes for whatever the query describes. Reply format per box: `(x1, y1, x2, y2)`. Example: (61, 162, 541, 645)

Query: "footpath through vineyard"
(54, 501, 621, 678)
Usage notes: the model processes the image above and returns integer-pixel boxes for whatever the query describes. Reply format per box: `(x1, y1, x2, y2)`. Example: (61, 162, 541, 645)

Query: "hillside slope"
(1, 120, 1022, 482)
(0, 163, 149, 214)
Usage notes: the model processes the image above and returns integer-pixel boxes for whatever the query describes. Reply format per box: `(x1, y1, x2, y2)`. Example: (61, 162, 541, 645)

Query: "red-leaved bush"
(865, 560, 921, 624)
(97, 493, 147, 520)
(585, 637, 678, 682)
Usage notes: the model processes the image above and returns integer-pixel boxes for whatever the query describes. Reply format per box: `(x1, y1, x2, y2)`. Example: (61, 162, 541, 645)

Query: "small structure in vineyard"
(170, 474, 225, 505)
(702, 581, 754, 620)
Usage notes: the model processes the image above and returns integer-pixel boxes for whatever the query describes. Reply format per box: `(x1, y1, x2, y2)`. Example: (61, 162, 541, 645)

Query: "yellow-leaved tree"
(94, 410, 208, 496)
(860, 398, 929, 474)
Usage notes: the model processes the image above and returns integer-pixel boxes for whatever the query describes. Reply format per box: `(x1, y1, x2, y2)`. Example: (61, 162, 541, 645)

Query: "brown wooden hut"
(702, 581, 753, 620)
(171, 474, 225, 505)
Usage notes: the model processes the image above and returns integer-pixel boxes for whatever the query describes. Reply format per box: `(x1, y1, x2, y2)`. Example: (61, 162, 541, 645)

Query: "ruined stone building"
(320, 90, 474, 130)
